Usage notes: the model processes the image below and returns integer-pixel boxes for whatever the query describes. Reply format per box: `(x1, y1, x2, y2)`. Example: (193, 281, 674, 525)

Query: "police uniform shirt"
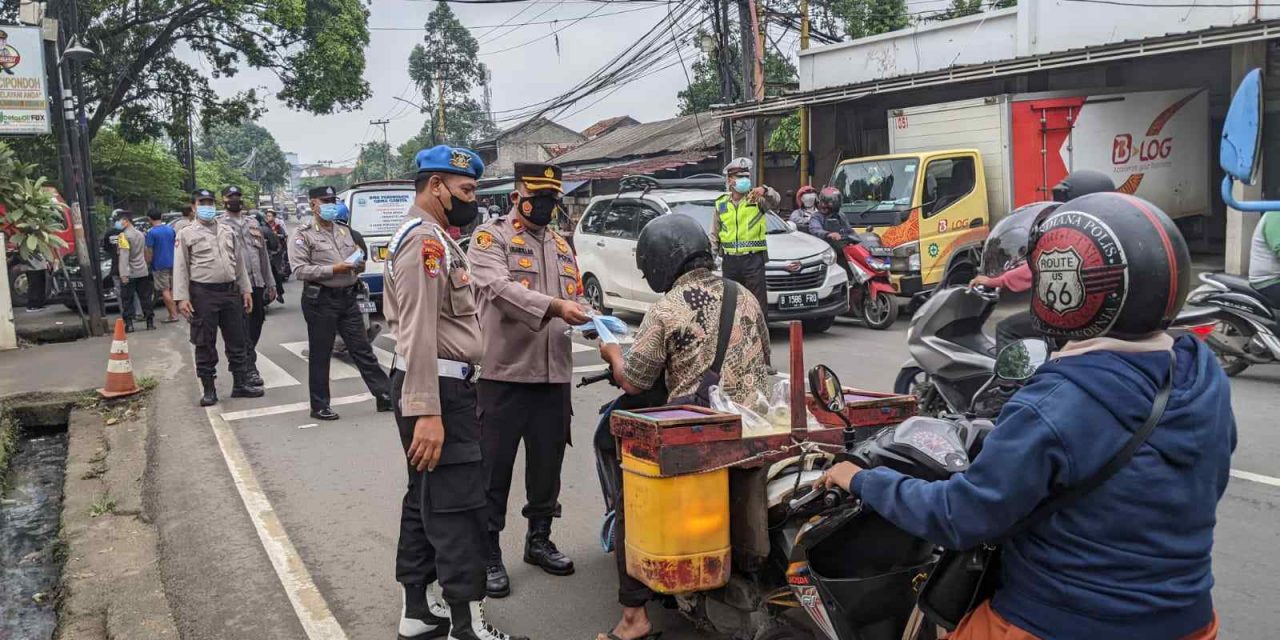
(218, 212, 274, 289)
(116, 226, 150, 279)
(468, 215, 583, 384)
(383, 206, 482, 416)
(173, 219, 253, 302)
(289, 220, 362, 288)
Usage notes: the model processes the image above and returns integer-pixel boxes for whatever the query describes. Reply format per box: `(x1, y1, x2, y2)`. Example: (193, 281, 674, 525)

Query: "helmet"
(981, 202, 1058, 277)
(636, 214, 713, 293)
(1051, 170, 1115, 202)
(796, 185, 818, 208)
(334, 202, 351, 224)
(1029, 193, 1190, 340)
(817, 186, 842, 213)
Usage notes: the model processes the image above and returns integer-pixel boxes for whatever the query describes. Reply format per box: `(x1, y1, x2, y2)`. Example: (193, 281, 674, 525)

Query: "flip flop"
(162, 318, 180, 323)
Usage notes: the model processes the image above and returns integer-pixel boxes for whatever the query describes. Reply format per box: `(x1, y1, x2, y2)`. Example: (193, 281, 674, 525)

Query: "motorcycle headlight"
(821, 248, 836, 266)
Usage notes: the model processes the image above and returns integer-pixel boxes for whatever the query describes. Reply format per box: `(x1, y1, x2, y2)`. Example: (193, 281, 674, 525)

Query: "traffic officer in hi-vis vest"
(467, 162, 590, 598)
(383, 144, 529, 640)
(710, 157, 780, 321)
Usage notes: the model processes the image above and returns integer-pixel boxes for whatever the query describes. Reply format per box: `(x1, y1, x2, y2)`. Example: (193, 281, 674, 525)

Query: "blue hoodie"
(853, 335, 1235, 639)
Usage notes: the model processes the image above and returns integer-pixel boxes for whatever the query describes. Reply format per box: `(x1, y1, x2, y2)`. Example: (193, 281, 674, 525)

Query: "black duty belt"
(192, 281, 238, 292)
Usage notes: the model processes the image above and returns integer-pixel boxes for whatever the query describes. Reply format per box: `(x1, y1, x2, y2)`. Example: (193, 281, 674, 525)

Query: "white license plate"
(357, 300, 377, 313)
(779, 292, 819, 310)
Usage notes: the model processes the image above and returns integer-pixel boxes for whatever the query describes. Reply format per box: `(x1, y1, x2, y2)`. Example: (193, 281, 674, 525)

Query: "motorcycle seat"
(1207, 272, 1256, 294)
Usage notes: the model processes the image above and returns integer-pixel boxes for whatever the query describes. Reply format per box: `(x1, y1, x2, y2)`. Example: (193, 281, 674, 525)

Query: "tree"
(768, 114, 800, 153)
(831, 0, 909, 39)
(0, 142, 69, 264)
(406, 1, 496, 145)
(91, 127, 188, 211)
(298, 174, 353, 194)
(196, 151, 260, 203)
(199, 121, 290, 190)
(678, 49, 797, 115)
(354, 142, 395, 183)
(74, 0, 371, 142)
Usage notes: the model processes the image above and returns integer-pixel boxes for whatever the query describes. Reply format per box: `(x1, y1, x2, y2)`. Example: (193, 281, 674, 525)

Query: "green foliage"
(406, 1, 496, 145)
(195, 151, 260, 204)
(679, 48, 797, 115)
(198, 121, 290, 189)
(354, 141, 395, 183)
(77, 0, 371, 141)
(91, 127, 188, 211)
(0, 141, 70, 264)
(768, 114, 801, 153)
(5, 137, 60, 184)
(298, 174, 353, 194)
(832, 0, 910, 39)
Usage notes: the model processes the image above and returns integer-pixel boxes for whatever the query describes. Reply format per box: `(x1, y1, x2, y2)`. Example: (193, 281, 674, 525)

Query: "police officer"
(174, 189, 264, 406)
(710, 157, 780, 321)
(467, 162, 589, 598)
(218, 185, 276, 388)
(113, 209, 156, 332)
(290, 186, 393, 421)
(384, 145, 528, 640)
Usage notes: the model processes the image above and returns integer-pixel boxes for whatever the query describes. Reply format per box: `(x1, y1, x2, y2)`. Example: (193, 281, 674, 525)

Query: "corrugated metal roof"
(562, 151, 715, 180)
(553, 114, 721, 166)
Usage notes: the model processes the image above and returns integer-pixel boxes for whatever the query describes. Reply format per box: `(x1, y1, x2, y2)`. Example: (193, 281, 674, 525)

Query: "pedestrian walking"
(113, 209, 155, 332)
(218, 185, 276, 388)
(145, 209, 180, 323)
(174, 188, 263, 406)
(384, 144, 528, 640)
(19, 252, 49, 312)
(289, 185, 393, 421)
(709, 157, 780, 321)
(467, 162, 589, 598)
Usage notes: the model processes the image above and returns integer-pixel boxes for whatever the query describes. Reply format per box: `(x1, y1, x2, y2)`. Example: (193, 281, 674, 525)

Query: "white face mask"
(801, 193, 818, 208)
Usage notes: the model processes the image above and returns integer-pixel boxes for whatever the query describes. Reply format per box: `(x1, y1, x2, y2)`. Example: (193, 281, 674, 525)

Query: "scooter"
(1178, 272, 1280, 377)
(893, 285, 1006, 417)
(833, 233, 899, 330)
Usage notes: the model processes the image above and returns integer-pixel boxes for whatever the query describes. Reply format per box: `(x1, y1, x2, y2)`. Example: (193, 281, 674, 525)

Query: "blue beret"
(415, 145, 485, 180)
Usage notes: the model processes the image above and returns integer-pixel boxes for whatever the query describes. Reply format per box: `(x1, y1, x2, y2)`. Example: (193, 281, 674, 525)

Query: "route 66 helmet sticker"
(1031, 209, 1128, 338)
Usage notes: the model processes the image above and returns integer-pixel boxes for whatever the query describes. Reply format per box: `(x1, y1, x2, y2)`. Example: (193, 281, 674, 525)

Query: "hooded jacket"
(853, 335, 1235, 639)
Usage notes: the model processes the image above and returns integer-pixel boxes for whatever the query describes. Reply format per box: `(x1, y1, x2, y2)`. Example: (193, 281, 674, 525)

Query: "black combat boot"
(230, 372, 265, 398)
(524, 517, 574, 576)
(199, 377, 218, 407)
(145, 316, 156, 330)
(123, 318, 135, 333)
(376, 393, 395, 413)
(447, 601, 527, 640)
(398, 582, 449, 640)
(246, 369, 265, 388)
(485, 532, 510, 598)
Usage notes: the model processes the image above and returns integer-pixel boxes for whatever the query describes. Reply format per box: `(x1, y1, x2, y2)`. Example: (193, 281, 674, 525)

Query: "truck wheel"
(8, 269, 29, 307)
(802, 316, 834, 334)
(861, 291, 899, 330)
(944, 260, 976, 287)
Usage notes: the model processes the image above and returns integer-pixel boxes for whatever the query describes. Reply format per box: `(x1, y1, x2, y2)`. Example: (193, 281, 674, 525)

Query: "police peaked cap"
(309, 185, 338, 199)
(515, 162, 563, 193)
(415, 145, 485, 180)
(192, 188, 215, 201)
(222, 185, 243, 197)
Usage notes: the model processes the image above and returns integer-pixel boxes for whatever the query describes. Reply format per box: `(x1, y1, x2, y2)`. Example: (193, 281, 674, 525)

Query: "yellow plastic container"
(621, 451, 731, 594)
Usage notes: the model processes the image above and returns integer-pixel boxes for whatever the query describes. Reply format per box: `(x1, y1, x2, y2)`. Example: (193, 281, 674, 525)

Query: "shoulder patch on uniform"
(554, 235, 570, 254)
(118, 234, 130, 249)
(423, 237, 445, 278)
(475, 231, 494, 250)
(717, 201, 728, 213)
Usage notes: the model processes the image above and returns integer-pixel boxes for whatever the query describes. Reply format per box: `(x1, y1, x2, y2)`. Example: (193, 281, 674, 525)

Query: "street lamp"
(57, 36, 95, 65)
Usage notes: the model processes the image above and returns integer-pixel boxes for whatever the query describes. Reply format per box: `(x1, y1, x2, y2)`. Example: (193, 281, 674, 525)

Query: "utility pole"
(370, 119, 390, 180)
(738, 0, 762, 181)
(798, 0, 811, 186)
(435, 72, 446, 145)
(711, 0, 735, 165)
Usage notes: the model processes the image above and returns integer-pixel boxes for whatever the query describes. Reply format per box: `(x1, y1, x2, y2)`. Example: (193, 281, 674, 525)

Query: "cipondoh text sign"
(0, 26, 51, 136)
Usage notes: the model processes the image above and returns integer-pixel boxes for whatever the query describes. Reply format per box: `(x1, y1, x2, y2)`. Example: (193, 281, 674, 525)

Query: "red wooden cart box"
(806, 387, 917, 431)
(610, 406, 798, 477)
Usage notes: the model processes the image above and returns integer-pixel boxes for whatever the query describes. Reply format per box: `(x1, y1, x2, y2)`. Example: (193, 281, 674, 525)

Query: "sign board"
(346, 188, 414, 237)
(0, 26, 51, 135)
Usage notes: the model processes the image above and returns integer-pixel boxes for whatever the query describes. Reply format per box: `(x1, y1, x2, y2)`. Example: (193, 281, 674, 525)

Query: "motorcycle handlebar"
(577, 369, 614, 388)
(967, 284, 1000, 301)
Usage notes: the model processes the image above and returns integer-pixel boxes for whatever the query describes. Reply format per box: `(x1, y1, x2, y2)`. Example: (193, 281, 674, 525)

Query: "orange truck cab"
(830, 150, 990, 298)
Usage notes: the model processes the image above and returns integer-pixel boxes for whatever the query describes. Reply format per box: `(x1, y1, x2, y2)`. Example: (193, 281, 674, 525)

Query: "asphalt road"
(149, 298, 1280, 640)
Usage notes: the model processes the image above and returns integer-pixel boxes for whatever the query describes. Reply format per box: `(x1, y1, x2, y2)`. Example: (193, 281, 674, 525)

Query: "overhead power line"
(368, 6, 660, 31)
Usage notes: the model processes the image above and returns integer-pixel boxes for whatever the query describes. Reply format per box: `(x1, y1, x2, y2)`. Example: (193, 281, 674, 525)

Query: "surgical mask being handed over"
(733, 176, 753, 194)
(319, 203, 340, 221)
(196, 205, 218, 221)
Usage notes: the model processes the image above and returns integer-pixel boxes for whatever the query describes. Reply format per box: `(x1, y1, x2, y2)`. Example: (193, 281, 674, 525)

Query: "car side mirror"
(994, 339, 1051, 381)
(787, 221, 798, 232)
(808, 364, 846, 413)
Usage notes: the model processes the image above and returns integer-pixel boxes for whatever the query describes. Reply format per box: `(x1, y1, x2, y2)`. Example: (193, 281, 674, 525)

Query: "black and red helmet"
(817, 186, 842, 213)
(1029, 193, 1190, 340)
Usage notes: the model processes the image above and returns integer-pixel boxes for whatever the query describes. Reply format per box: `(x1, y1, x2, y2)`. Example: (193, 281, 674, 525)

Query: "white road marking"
(205, 407, 349, 640)
(220, 393, 374, 422)
(371, 345, 395, 370)
(281, 341, 360, 379)
(1231, 469, 1280, 488)
(571, 342, 594, 354)
(297, 423, 318, 430)
(255, 350, 302, 389)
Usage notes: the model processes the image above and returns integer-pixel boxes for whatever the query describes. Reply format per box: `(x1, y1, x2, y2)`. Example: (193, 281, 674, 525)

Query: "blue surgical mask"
(733, 176, 752, 194)
(196, 205, 217, 221)
(319, 204, 339, 221)
(113, 220, 124, 231)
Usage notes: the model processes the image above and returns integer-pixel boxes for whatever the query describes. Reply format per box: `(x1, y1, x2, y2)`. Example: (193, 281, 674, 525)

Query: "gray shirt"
(116, 226, 149, 279)
(218, 212, 274, 289)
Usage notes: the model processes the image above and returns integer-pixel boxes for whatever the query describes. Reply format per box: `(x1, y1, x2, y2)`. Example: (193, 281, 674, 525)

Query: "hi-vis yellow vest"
(715, 194, 767, 255)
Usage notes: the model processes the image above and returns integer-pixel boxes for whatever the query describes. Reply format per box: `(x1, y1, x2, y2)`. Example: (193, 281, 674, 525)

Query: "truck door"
(1010, 97, 1086, 206)
(918, 154, 984, 286)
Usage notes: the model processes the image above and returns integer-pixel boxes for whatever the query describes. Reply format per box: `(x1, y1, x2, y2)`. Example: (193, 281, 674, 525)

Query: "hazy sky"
(206, 0, 766, 166)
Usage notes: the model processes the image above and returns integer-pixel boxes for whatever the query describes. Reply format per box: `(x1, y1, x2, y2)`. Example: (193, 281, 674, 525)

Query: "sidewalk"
(0, 314, 188, 393)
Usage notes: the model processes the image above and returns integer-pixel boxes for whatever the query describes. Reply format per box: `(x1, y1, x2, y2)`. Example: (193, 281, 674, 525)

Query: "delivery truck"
(833, 87, 1210, 298)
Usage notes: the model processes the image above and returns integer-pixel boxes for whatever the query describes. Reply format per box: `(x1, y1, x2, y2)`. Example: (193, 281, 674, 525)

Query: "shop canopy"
(476, 180, 587, 196)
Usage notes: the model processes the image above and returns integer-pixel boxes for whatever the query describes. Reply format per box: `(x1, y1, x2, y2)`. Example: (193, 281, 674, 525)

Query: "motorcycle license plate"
(779, 292, 819, 310)
(357, 300, 377, 313)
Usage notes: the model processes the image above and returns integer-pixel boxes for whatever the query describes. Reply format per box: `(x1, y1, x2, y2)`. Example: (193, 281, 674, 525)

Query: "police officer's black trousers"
(723, 252, 769, 322)
(189, 282, 249, 379)
(301, 286, 389, 411)
(120, 275, 155, 323)
(392, 371, 487, 604)
(477, 380, 571, 534)
(243, 286, 267, 368)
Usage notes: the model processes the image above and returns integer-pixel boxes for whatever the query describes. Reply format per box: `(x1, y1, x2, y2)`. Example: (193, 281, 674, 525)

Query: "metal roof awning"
(563, 152, 716, 181)
(475, 180, 588, 196)
(716, 20, 1280, 119)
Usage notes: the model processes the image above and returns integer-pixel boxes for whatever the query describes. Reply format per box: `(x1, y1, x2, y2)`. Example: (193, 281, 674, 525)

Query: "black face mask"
(226, 201, 244, 213)
(518, 194, 559, 226)
(440, 185, 479, 228)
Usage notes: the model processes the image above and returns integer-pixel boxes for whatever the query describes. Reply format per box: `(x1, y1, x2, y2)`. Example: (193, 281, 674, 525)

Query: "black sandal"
(602, 632, 662, 640)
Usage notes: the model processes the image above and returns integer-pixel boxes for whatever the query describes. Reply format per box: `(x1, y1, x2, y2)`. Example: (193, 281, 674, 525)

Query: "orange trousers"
(948, 601, 1219, 640)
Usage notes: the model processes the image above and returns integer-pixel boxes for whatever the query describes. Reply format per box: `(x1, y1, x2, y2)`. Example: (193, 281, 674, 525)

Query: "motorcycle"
(1178, 272, 1280, 376)
(832, 232, 899, 330)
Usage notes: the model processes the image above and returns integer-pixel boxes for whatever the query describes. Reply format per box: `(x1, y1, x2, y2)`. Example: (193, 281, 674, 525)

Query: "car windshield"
(831, 159, 919, 226)
(668, 200, 790, 234)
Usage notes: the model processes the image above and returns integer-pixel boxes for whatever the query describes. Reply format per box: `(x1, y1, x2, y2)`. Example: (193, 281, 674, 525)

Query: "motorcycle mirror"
(808, 364, 847, 413)
(1220, 69, 1280, 211)
(994, 339, 1051, 381)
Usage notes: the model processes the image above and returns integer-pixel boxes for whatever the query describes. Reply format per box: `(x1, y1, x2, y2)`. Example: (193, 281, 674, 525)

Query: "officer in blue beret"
(385, 146, 529, 640)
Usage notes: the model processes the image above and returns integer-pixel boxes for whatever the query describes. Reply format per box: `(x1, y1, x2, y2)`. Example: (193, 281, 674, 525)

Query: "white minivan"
(574, 180, 849, 332)
(339, 180, 416, 300)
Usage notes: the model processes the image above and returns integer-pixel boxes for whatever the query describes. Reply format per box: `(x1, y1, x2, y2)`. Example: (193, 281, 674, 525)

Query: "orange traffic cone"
(98, 318, 141, 399)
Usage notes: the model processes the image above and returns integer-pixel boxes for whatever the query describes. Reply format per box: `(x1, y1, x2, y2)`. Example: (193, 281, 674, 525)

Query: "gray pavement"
(143, 299, 1280, 640)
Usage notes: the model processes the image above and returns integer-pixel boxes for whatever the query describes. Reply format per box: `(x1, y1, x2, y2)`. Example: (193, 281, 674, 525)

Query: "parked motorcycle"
(1179, 273, 1280, 376)
(833, 232, 899, 330)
